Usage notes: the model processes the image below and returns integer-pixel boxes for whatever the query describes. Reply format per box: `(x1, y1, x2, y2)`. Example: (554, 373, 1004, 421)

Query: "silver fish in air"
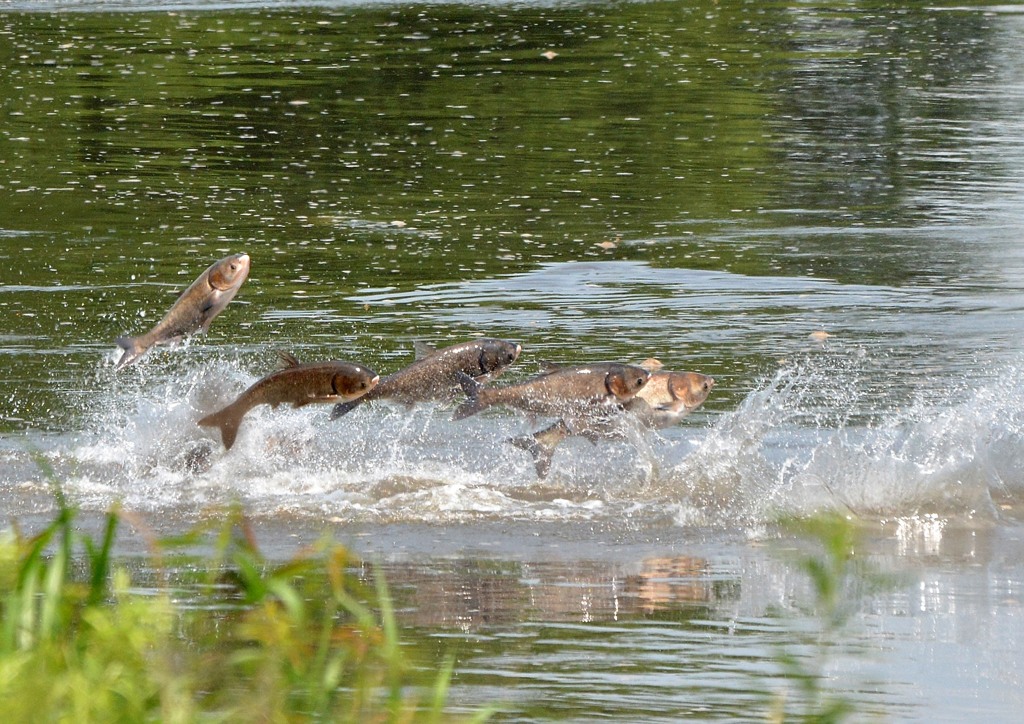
(453, 361, 650, 421)
(330, 337, 521, 419)
(510, 367, 715, 478)
(115, 252, 250, 369)
(627, 370, 715, 428)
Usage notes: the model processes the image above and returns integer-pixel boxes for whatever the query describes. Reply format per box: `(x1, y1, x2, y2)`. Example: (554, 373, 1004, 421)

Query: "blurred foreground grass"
(769, 513, 895, 724)
(0, 473, 490, 723)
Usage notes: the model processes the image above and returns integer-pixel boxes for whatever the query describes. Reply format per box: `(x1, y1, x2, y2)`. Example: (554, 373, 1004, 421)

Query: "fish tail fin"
(452, 371, 484, 420)
(197, 404, 244, 451)
(114, 336, 144, 370)
(330, 398, 363, 420)
(508, 434, 556, 479)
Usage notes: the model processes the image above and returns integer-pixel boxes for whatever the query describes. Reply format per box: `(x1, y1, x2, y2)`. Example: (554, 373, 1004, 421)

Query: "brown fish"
(453, 361, 650, 421)
(198, 352, 379, 450)
(115, 252, 250, 369)
(330, 337, 521, 419)
(510, 367, 715, 478)
(627, 370, 715, 429)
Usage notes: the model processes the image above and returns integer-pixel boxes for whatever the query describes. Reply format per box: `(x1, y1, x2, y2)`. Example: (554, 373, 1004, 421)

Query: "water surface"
(3, 1, 1024, 720)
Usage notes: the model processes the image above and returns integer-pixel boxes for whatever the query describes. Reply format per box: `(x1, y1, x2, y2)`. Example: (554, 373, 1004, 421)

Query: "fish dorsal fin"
(413, 341, 436, 360)
(276, 350, 302, 369)
(639, 358, 664, 372)
(538, 360, 563, 374)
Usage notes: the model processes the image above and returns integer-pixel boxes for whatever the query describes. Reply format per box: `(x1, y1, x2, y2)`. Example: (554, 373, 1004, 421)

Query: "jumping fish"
(627, 370, 715, 428)
(510, 367, 715, 478)
(198, 352, 379, 450)
(330, 337, 521, 419)
(453, 361, 650, 421)
(115, 252, 251, 369)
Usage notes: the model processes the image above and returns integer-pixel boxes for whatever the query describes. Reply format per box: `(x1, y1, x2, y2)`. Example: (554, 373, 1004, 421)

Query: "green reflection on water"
(0, 1, 1006, 429)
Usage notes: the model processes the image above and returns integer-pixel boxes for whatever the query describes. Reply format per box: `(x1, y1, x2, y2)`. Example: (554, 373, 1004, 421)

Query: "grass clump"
(768, 513, 895, 724)
(0, 485, 485, 723)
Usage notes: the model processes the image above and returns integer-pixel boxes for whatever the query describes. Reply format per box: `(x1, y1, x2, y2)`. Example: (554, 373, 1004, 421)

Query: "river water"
(3, 0, 1024, 720)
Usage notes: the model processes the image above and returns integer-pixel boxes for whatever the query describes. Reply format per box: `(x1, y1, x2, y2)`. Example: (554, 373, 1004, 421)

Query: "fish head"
(606, 364, 651, 401)
(208, 253, 251, 291)
(670, 372, 715, 410)
(331, 364, 380, 401)
(477, 338, 522, 376)
(659, 371, 715, 411)
(629, 370, 714, 427)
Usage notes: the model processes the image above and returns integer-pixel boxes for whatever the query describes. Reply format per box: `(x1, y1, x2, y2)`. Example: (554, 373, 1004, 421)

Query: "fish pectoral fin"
(452, 372, 484, 420)
(507, 434, 555, 479)
(197, 303, 217, 331)
(114, 336, 143, 369)
(199, 290, 226, 316)
(330, 398, 363, 419)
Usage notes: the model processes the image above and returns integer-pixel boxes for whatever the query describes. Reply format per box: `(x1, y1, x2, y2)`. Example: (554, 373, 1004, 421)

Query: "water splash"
(665, 347, 1024, 527)
(4, 347, 1023, 532)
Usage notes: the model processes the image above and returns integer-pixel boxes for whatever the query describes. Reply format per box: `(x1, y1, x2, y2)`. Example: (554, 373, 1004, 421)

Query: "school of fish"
(112, 252, 715, 477)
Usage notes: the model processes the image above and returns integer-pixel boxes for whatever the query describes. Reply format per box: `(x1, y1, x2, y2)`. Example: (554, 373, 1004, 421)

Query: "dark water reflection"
(4, 1, 1024, 720)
